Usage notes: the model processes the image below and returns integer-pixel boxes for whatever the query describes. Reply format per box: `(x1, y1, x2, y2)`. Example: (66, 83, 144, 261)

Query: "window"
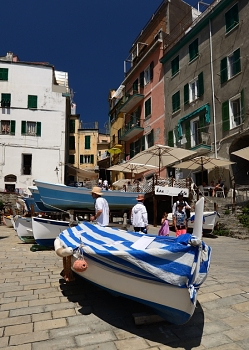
(28, 95, 37, 109)
(69, 136, 75, 150)
(21, 121, 41, 136)
(220, 48, 241, 84)
(69, 119, 75, 133)
(144, 98, 151, 118)
(80, 155, 94, 164)
(189, 38, 199, 62)
(222, 91, 244, 131)
(0, 120, 15, 135)
(144, 61, 154, 85)
(184, 72, 204, 104)
(129, 136, 145, 158)
(68, 155, 75, 164)
(0, 68, 8, 81)
(171, 56, 179, 77)
(133, 79, 138, 94)
(22, 154, 32, 175)
(145, 130, 154, 149)
(172, 91, 180, 113)
(225, 3, 239, 33)
(85, 135, 91, 149)
(1, 93, 11, 108)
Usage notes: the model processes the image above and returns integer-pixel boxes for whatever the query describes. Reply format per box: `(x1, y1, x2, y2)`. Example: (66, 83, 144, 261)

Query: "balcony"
(190, 132, 211, 154)
(119, 93, 144, 113)
(120, 118, 144, 141)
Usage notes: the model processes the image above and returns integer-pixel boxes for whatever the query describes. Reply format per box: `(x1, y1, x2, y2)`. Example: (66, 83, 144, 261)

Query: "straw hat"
(136, 194, 144, 201)
(91, 186, 103, 196)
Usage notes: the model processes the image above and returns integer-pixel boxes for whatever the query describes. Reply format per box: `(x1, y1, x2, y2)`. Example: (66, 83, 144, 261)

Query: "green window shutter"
(222, 100, 230, 131)
(69, 119, 75, 133)
(141, 135, 145, 151)
(21, 121, 26, 135)
(69, 136, 75, 150)
(199, 112, 205, 132)
(28, 95, 37, 108)
(171, 56, 179, 76)
(148, 129, 154, 148)
(185, 120, 191, 149)
(184, 84, 189, 105)
(140, 71, 144, 88)
(198, 72, 204, 97)
(136, 105, 141, 121)
(241, 89, 245, 122)
(90, 155, 94, 164)
(145, 98, 151, 117)
(36, 122, 41, 136)
(0, 68, 8, 81)
(133, 79, 138, 93)
(150, 61, 154, 80)
(1, 93, 11, 107)
(172, 91, 180, 112)
(233, 48, 241, 75)
(189, 39, 198, 61)
(130, 142, 135, 158)
(10, 120, 16, 135)
(220, 57, 228, 84)
(85, 135, 90, 149)
(168, 130, 174, 147)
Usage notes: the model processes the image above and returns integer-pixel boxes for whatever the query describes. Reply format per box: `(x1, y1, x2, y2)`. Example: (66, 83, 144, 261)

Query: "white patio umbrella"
(112, 179, 131, 189)
(231, 146, 249, 161)
(107, 162, 158, 177)
(172, 156, 235, 182)
(128, 144, 197, 175)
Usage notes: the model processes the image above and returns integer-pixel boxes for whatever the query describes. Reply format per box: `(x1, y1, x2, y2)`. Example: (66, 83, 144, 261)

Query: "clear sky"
(2, 0, 212, 131)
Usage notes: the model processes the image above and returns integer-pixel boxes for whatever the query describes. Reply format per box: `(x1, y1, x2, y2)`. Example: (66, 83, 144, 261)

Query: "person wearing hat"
(173, 202, 188, 237)
(172, 191, 191, 218)
(90, 187, 109, 226)
(131, 194, 148, 234)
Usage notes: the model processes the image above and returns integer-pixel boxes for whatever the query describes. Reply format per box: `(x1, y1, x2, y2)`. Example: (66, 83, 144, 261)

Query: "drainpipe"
(209, 19, 217, 158)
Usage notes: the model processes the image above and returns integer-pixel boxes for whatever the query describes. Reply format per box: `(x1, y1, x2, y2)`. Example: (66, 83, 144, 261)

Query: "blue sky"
(2, 0, 211, 131)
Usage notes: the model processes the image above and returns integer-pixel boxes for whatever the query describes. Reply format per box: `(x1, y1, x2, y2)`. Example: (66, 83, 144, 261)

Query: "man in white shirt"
(131, 194, 148, 233)
(90, 187, 109, 226)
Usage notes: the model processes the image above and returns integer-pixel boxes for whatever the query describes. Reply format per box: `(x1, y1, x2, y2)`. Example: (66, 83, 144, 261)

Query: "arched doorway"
(4, 174, 17, 192)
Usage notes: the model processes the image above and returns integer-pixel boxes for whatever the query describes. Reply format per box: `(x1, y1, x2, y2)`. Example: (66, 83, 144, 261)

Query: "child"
(173, 203, 187, 237)
(158, 212, 170, 236)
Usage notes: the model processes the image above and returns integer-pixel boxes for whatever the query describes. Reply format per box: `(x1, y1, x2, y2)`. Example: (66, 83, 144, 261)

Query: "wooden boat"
(28, 186, 54, 212)
(15, 216, 35, 243)
(32, 216, 71, 247)
(35, 180, 140, 211)
(55, 198, 211, 325)
(167, 211, 219, 234)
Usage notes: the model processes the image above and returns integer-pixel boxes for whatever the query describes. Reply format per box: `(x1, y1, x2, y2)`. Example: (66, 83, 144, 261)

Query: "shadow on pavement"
(59, 273, 204, 349)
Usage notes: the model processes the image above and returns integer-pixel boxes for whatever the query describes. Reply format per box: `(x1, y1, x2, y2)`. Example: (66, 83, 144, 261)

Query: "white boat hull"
(71, 254, 195, 323)
(168, 211, 219, 233)
(15, 216, 34, 243)
(32, 217, 70, 247)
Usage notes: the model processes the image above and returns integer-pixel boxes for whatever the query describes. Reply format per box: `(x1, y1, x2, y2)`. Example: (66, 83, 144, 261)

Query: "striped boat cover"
(58, 222, 211, 289)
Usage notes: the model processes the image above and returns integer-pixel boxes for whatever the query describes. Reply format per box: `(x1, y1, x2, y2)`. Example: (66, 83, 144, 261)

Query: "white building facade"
(0, 52, 71, 195)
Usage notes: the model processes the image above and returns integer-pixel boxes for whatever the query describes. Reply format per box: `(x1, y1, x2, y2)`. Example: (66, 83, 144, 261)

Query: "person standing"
(173, 202, 188, 237)
(172, 191, 191, 218)
(131, 194, 148, 233)
(90, 186, 109, 226)
(158, 212, 169, 236)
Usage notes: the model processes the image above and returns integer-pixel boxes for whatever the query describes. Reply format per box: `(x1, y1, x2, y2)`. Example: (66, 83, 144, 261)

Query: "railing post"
(232, 183, 236, 213)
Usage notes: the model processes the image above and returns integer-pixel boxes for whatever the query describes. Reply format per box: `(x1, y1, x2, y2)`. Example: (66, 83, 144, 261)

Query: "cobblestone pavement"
(1, 225, 249, 350)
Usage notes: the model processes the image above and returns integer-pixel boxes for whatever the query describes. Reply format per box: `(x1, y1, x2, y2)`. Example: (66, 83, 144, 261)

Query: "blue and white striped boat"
(56, 198, 211, 325)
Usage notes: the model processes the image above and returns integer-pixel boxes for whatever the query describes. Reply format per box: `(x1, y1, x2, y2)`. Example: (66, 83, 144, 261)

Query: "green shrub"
(213, 223, 230, 236)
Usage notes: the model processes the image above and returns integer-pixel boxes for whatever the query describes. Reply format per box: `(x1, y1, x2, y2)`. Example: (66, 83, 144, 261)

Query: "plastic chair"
(215, 185, 225, 198)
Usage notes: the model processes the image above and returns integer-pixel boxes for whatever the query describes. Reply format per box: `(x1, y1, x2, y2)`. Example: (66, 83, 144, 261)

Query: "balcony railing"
(120, 118, 144, 141)
(118, 93, 144, 113)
